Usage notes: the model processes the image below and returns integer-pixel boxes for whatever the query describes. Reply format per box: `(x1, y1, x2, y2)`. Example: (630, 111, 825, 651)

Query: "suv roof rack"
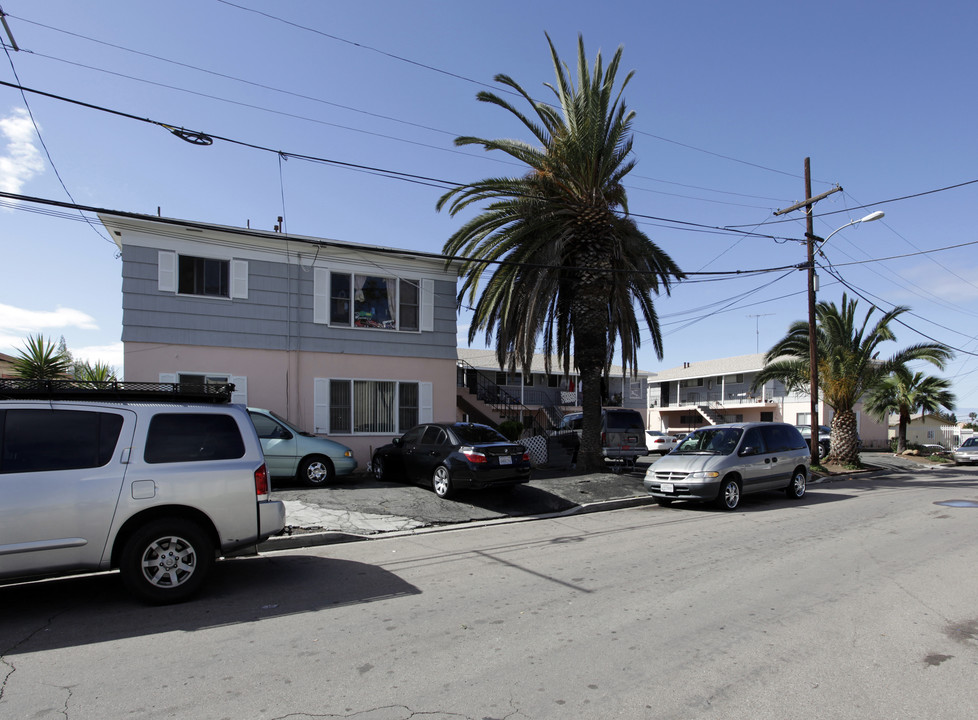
(0, 379, 234, 404)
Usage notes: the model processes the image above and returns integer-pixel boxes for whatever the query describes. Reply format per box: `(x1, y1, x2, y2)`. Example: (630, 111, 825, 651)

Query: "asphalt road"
(3, 464, 977, 719)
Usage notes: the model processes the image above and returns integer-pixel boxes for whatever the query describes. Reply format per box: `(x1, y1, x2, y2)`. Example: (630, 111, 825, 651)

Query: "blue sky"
(1, 1, 977, 416)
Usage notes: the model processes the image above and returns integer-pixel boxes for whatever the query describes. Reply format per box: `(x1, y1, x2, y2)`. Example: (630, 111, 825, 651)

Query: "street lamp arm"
(820, 211, 885, 245)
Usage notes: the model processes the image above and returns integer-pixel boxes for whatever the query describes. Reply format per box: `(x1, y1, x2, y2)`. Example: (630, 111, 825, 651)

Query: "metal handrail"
(456, 360, 550, 436)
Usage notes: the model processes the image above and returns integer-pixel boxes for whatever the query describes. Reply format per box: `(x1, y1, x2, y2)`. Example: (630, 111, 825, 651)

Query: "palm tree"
(753, 294, 953, 465)
(865, 367, 954, 453)
(12, 334, 71, 379)
(437, 35, 684, 471)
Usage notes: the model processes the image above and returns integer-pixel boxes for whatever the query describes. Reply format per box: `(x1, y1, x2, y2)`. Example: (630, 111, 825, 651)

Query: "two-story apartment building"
(647, 353, 888, 449)
(102, 212, 459, 464)
(456, 347, 652, 432)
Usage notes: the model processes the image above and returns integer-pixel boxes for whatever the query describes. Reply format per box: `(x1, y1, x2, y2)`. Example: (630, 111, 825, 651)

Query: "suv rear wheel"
(120, 518, 214, 604)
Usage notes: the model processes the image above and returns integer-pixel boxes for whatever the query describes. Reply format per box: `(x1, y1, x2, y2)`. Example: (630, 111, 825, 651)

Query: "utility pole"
(773, 159, 841, 467)
(0, 7, 19, 51)
(747, 313, 774, 354)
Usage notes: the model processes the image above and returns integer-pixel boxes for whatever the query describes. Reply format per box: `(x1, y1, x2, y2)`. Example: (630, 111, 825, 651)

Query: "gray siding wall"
(121, 245, 457, 359)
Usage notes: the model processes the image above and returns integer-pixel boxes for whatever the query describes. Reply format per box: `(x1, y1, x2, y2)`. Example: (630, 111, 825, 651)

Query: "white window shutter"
(313, 268, 328, 325)
(158, 251, 176, 292)
(419, 381, 433, 423)
(159, 372, 177, 385)
(231, 260, 248, 299)
(314, 378, 330, 433)
(230, 375, 248, 405)
(421, 279, 434, 332)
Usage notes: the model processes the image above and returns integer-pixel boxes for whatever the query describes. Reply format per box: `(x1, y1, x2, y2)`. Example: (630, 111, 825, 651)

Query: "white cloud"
(0, 108, 44, 194)
(72, 342, 124, 374)
(0, 303, 99, 334)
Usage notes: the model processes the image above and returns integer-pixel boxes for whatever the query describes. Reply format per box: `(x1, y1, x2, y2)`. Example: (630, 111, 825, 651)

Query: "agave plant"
(12, 334, 71, 379)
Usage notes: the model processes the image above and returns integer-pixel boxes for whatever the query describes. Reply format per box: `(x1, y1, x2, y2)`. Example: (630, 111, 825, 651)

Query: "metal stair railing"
(456, 359, 549, 437)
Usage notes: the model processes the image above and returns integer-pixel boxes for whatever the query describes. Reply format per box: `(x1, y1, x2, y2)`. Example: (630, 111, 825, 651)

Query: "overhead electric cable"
(0, 44, 112, 245)
(0, 80, 800, 240)
(0, 189, 805, 278)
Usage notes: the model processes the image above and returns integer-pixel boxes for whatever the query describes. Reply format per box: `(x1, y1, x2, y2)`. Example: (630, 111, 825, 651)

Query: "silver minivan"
(643, 422, 809, 510)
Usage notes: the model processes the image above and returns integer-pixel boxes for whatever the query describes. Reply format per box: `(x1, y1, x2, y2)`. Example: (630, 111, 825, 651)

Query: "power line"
(0, 189, 804, 279)
(0, 79, 803, 241)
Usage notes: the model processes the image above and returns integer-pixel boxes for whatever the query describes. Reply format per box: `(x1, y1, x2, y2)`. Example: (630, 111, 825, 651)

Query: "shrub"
(497, 419, 524, 441)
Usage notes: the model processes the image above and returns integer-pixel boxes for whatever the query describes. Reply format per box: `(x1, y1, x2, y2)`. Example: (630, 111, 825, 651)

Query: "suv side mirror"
(392, 437, 403, 448)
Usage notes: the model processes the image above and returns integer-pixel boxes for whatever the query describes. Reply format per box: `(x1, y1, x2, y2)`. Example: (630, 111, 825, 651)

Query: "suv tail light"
(255, 463, 270, 496)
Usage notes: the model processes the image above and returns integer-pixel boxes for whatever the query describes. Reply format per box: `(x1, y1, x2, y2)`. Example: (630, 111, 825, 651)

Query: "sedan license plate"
(660, 482, 674, 493)
(499, 455, 513, 465)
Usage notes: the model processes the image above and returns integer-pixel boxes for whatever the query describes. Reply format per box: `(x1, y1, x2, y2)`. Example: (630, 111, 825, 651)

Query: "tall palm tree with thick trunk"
(438, 35, 684, 472)
(865, 367, 955, 453)
(753, 294, 953, 465)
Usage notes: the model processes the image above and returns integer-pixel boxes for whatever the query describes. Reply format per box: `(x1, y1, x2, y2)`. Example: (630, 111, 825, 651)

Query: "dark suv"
(558, 408, 647, 464)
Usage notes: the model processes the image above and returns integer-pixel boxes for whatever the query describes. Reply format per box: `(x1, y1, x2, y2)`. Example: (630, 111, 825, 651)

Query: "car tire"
(372, 454, 386, 480)
(298, 455, 335, 486)
(818, 441, 830, 461)
(120, 518, 214, 604)
(715, 478, 741, 511)
(432, 465, 453, 499)
(785, 469, 807, 499)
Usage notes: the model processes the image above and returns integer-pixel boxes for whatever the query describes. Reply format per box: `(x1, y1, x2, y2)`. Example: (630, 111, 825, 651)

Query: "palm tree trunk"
(831, 410, 861, 465)
(897, 408, 910, 453)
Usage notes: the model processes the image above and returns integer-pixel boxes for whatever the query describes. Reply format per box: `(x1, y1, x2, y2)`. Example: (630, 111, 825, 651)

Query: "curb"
(259, 494, 657, 552)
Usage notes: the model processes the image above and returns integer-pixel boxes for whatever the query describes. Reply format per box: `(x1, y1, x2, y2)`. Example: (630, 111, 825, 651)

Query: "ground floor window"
(319, 379, 429, 435)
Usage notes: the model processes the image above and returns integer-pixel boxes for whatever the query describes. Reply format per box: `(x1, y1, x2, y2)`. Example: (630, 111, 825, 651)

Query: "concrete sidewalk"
(264, 458, 656, 550)
(261, 451, 948, 551)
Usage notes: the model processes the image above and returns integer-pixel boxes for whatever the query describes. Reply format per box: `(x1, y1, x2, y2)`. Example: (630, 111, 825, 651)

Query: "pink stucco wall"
(124, 342, 457, 468)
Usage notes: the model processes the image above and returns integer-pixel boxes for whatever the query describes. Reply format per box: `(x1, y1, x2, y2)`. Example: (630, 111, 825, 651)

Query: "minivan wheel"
(299, 455, 335, 486)
(120, 519, 214, 604)
(432, 466, 453, 498)
(715, 478, 741, 511)
(372, 455, 386, 480)
(786, 469, 807, 499)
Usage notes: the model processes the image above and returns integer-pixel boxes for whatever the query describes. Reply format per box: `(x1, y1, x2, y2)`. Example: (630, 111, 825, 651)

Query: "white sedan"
(645, 430, 679, 455)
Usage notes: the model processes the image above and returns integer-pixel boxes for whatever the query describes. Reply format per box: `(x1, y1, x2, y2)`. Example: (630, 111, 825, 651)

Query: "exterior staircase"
(696, 404, 723, 425)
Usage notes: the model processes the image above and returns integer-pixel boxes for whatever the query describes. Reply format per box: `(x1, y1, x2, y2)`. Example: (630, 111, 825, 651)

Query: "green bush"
(498, 419, 524, 441)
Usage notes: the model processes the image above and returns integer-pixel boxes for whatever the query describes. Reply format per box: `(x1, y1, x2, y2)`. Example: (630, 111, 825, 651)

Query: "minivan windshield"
(674, 427, 743, 455)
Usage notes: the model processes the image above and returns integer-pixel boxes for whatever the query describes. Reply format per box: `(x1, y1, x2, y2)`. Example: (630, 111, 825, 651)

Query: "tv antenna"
(747, 313, 775, 353)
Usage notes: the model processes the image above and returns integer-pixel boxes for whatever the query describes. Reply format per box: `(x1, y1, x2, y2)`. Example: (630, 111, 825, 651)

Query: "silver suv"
(644, 422, 810, 510)
(0, 381, 285, 603)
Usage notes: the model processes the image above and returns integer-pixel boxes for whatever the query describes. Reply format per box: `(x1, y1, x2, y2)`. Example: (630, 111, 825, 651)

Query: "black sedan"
(371, 422, 531, 498)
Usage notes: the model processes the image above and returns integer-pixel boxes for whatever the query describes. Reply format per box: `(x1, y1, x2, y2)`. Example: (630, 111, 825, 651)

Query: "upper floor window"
(328, 273, 420, 331)
(159, 251, 247, 299)
(179, 255, 229, 297)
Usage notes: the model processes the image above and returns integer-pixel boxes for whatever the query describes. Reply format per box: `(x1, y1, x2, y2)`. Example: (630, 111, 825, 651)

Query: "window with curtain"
(326, 380, 420, 434)
(353, 380, 396, 433)
(326, 272, 423, 331)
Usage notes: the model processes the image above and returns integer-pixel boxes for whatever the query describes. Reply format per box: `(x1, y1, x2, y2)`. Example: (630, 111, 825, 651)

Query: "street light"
(806, 210, 885, 464)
